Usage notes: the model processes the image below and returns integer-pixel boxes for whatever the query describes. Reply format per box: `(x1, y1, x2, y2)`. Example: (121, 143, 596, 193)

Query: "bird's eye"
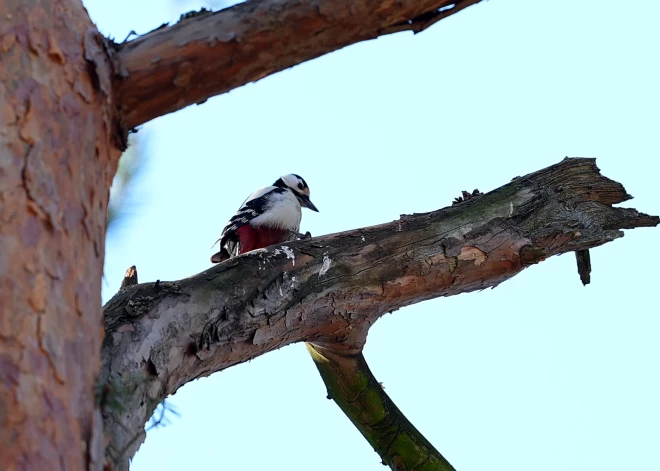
(298, 183, 304, 190)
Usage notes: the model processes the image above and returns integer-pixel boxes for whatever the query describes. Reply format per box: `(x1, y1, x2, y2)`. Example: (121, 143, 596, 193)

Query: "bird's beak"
(298, 194, 319, 212)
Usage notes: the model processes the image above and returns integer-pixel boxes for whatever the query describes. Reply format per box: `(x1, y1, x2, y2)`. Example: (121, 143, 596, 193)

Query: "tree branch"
(100, 158, 658, 468)
(112, 0, 484, 129)
(308, 344, 456, 470)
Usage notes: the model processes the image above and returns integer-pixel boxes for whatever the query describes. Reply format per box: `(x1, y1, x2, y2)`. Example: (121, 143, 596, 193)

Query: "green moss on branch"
(307, 344, 456, 471)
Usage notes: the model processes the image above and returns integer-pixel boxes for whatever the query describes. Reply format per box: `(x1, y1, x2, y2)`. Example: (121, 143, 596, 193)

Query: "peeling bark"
(1, 0, 658, 469)
(0, 1, 122, 469)
(100, 158, 658, 468)
(112, 0, 484, 129)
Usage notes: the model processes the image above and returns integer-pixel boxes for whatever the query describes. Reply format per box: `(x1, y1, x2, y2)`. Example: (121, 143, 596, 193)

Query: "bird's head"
(275, 174, 319, 212)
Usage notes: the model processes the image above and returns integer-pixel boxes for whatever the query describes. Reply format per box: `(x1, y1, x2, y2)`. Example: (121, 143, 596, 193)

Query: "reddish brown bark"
(0, 0, 657, 470)
(0, 1, 490, 468)
(113, 0, 484, 129)
(0, 1, 121, 469)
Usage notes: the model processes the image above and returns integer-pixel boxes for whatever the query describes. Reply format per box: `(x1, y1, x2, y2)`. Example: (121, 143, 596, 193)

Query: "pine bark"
(113, 0, 484, 129)
(0, 1, 486, 468)
(0, 1, 121, 469)
(0, 1, 658, 470)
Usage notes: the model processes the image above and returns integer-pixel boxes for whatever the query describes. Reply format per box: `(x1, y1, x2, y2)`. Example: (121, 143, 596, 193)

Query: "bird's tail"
(210, 248, 231, 264)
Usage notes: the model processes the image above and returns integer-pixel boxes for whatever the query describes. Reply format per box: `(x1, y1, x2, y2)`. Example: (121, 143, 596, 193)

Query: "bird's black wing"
(211, 187, 287, 262)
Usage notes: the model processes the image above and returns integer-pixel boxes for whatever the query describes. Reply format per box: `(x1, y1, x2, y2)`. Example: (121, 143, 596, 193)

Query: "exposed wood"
(121, 265, 139, 289)
(112, 0, 484, 129)
(0, 1, 122, 469)
(2, 0, 654, 469)
(100, 158, 658, 468)
(308, 344, 456, 471)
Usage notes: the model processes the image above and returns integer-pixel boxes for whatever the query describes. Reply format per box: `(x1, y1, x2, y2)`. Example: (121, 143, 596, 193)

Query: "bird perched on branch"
(211, 174, 319, 263)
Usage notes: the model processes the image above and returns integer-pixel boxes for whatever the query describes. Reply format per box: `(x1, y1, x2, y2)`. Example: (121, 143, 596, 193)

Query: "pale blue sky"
(86, 0, 659, 470)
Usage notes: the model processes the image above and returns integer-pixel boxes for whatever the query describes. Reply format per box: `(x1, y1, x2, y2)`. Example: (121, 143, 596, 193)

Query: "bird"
(211, 174, 319, 263)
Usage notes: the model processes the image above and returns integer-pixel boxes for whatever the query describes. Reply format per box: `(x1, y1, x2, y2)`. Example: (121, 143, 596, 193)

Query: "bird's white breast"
(250, 188, 302, 231)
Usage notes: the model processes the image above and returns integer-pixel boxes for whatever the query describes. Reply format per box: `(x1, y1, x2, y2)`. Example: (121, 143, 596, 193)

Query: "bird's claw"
(297, 231, 312, 240)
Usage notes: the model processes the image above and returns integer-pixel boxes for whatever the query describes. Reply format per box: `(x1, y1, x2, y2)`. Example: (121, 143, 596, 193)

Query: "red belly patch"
(236, 225, 290, 254)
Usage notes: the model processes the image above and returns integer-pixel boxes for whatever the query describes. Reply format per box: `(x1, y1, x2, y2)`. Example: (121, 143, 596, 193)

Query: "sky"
(84, 0, 659, 470)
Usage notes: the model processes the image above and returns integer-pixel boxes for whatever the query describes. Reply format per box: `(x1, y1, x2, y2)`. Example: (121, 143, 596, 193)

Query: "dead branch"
(100, 158, 658, 468)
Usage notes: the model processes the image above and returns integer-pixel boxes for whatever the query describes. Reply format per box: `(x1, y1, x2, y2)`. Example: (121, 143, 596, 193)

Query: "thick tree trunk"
(0, 1, 487, 469)
(1, 0, 657, 470)
(0, 1, 121, 469)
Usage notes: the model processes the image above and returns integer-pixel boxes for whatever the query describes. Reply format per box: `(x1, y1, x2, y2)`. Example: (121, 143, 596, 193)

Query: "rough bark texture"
(308, 344, 456, 471)
(100, 158, 658, 468)
(0, 1, 121, 469)
(113, 0, 484, 129)
(1, 0, 657, 469)
(0, 0, 493, 468)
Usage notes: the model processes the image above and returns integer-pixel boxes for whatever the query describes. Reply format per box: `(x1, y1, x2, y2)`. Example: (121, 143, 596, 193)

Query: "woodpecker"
(211, 174, 319, 263)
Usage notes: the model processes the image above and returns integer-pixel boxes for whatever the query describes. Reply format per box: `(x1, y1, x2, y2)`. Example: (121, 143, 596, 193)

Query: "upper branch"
(100, 158, 657, 466)
(111, 0, 484, 129)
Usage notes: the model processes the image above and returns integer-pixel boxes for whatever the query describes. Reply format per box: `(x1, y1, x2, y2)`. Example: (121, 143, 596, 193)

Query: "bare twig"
(575, 250, 591, 285)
